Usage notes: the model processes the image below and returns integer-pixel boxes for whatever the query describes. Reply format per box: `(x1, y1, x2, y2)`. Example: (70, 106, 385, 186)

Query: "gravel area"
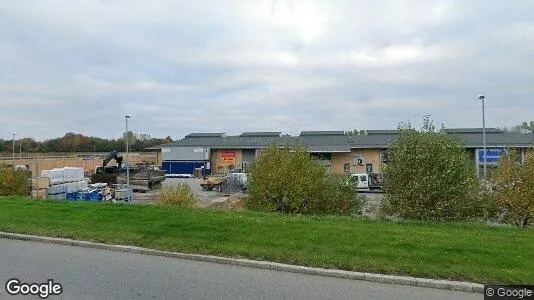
(131, 177, 228, 207)
(131, 177, 385, 212)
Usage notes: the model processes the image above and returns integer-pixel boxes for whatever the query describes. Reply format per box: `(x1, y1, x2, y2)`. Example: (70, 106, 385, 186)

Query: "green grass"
(0, 197, 532, 284)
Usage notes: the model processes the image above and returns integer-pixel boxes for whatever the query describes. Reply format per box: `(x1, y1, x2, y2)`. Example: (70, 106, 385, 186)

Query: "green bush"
(383, 117, 484, 221)
(490, 150, 534, 227)
(246, 145, 365, 215)
(0, 165, 29, 196)
(154, 183, 199, 207)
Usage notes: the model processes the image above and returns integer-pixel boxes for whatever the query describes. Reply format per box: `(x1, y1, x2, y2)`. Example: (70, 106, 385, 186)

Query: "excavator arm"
(102, 150, 123, 168)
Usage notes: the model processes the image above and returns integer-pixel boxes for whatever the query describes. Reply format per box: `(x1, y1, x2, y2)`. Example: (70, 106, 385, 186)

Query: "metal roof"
(239, 132, 281, 137)
(443, 128, 502, 134)
(457, 132, 534, 147)
(147, 130, 534, 150)
(185, 133, 225, 138)
(300, 131, 345, 136)
(365, 130, 399, 135)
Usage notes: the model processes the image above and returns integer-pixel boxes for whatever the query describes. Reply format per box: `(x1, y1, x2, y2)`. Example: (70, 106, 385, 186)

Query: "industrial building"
(148, 129, 534, 178)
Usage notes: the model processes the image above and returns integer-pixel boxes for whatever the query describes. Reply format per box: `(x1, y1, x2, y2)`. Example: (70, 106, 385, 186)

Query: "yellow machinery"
(200, 175, 225, 191)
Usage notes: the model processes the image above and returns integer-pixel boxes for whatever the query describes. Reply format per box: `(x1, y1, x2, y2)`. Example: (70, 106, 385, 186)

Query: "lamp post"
(125, 115, 131, 202)
(477, 95, 487, 180)
(12, 133, 16, 166)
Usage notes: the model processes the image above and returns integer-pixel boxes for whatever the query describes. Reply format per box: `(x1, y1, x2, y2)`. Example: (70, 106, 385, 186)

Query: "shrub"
(154, 183, 199, 207)
(245, 145, 365, 215)
(383, 117, 484, 221)
(490, 150, 534, 227)
(0, 165, 29, 196)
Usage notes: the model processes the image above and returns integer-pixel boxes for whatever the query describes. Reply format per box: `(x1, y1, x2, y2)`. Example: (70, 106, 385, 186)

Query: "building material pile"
(116, 169, 166, 190)
(31, 177, 50, 199)
(40, 167, 89, 200)
(30, 167, 135, 203)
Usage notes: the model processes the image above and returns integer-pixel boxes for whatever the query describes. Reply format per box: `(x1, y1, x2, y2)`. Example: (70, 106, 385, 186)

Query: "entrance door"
(241, 149, 256, 171)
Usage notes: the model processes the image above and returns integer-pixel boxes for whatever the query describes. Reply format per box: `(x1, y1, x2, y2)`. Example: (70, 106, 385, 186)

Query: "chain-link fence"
(220, 173, 248, 194)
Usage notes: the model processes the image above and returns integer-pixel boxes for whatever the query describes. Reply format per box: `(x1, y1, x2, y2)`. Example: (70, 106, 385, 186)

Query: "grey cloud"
(0, 0, 533, 140)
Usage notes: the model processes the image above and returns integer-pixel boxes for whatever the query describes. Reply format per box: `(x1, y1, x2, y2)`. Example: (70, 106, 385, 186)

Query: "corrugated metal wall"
(162, 147, 210, 161)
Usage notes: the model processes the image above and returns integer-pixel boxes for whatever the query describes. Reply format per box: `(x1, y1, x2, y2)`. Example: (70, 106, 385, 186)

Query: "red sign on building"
(221, 151, 236, 165)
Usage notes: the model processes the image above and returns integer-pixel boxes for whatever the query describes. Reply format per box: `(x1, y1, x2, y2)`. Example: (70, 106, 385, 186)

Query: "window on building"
(343, 163, 350, 173)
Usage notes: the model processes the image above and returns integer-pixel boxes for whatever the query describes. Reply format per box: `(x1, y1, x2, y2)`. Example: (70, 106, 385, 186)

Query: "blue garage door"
(162, 161, 209, 175)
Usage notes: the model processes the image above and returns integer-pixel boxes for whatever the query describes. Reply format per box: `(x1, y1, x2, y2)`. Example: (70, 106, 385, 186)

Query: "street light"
(125, 115, 131, 202)
(477, 95, 487, 180)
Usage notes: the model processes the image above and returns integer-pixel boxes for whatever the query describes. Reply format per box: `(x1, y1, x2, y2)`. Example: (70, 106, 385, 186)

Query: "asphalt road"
(0, 238, 479, 300)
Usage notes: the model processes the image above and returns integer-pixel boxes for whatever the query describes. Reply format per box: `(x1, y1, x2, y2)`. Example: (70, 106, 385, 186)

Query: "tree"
(0, 133, 173, 153)
(0, 165, 29, 196)
(521, 121, 534, 133)
(382, 116, 484, 221)
(490, 150, 534, 227)
(246, 145, 364, 215)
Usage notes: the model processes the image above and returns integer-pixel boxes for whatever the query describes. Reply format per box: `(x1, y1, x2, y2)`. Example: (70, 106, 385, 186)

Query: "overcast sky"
(1, 0, 533, 140)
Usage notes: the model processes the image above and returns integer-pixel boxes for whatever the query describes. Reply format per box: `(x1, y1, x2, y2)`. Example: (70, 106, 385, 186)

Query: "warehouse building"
(148, 129, 534, 178)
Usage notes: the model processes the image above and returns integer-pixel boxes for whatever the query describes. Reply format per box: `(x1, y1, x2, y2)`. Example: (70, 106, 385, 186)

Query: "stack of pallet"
(31, 177, 50, 199)
(41, 167, 88, 200)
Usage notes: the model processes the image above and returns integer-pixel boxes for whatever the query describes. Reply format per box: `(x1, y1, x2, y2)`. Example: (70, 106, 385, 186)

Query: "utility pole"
(125, 115, 131, 202)
(12, 133, 16, 166)
(477, 95, 487, 180)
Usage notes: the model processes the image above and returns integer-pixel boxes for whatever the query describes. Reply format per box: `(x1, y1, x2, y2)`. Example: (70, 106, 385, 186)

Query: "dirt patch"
(209, 192, 246, 211)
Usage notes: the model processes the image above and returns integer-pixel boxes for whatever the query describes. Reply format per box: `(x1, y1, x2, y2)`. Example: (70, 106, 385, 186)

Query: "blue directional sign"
(477, 149, 506, 165)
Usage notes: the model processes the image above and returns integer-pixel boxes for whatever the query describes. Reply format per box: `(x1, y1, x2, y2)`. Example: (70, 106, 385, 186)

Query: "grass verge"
(0, 197, 532, 284)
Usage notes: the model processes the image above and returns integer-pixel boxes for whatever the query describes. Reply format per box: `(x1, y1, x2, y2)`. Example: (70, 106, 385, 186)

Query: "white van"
(349, 173, 370, 190)
(349, 173, 383, 190)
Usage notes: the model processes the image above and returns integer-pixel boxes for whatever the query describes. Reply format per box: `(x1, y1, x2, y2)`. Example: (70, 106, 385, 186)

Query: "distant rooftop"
(300, 131, 345, 136)
(147, 128, 534, 150)
(185, 133, 225, 138)
(239, 132, 281, 137)
(443, 128, 502, 134)
(365, 130, 399, 135)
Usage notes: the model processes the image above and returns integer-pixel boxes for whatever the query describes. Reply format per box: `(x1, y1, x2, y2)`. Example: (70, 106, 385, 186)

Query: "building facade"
(148, 129, 534, 177)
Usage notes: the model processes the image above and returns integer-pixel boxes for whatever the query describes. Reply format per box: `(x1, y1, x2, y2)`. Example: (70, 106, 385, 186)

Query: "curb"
(0, 231, 483, 293)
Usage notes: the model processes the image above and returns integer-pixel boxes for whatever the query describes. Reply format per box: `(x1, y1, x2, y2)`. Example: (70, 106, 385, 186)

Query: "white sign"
(162, 148, 171, 153)
(194, 148, 204, 153)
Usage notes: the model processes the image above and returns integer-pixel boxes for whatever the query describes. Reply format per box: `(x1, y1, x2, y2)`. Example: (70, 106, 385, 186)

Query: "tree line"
(0, 132, 173, 153)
